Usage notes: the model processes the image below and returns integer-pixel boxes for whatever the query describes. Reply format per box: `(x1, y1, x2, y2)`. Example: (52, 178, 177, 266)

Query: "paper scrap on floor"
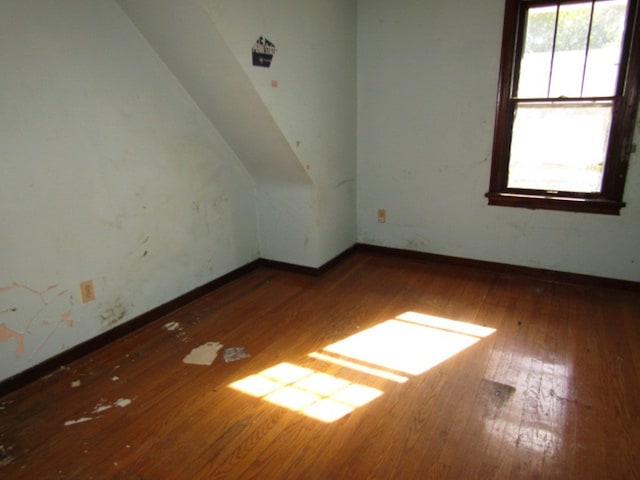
(183, 341, 223, 366)
(223, 346, 250, 362)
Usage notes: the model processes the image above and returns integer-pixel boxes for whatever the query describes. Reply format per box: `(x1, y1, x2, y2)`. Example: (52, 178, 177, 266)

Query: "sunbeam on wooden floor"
(231, 312, 495, 423)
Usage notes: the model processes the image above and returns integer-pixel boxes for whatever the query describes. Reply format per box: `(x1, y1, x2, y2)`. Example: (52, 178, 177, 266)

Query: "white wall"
(357, 0, 640, 282)
(117, 0, 357, 268)
(0, 0, 259, 381)
(203, 0, 358, 266)
(3, 0, 636, 384)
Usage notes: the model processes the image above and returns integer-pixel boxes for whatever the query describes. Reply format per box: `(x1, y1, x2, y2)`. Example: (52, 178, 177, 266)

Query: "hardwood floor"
(1, 251, 639, 479)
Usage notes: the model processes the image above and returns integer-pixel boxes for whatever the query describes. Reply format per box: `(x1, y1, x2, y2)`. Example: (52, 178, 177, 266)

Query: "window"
(487, 0, 640, 214)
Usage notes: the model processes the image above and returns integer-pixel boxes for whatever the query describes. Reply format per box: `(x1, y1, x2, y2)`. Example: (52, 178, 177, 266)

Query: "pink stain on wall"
(59, 310, 73, 328)
(0, 323, 25, 357)
(41, 310, 73, 328)
(0, 282, 58, 299)
(1, 282, 73, 357)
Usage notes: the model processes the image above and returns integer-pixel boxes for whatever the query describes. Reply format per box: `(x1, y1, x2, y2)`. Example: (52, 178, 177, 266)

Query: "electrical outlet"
(80, 280, 95, 304)
(377, 209, 387, 223)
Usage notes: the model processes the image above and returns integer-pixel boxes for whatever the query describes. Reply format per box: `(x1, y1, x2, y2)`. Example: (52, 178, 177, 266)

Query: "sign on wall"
(252, 36, 276, 68)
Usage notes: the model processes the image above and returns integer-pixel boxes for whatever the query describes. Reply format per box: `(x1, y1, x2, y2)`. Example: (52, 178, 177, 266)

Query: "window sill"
(485, 192, 625, 215)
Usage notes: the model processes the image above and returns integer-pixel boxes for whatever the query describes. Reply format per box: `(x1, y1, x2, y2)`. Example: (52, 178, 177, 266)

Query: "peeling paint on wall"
(0, 282, 74, 358)
(0, 282, 59, 299)
(34, 309, 74, 356)
(41, 310, 73, 328)
(0, 323, 25, 357)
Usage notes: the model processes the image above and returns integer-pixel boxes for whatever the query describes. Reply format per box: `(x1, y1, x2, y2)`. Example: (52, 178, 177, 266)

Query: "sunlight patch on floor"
(397, 311, 496, 338)
(308, 351, 409, 383)
(229, 362, 383, 423)
(323, 312, 496, 376)
(229, 311, 495, 422)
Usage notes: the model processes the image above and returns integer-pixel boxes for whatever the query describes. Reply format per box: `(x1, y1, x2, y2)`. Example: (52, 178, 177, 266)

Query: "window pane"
(549, 3, 592, 98)
(508, 102, 612, 192)
(518, 5, 557, 98)
(582, 0, 628, 96)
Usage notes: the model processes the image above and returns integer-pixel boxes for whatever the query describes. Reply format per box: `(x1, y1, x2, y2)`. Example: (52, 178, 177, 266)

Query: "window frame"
(486, 0, 640, 215)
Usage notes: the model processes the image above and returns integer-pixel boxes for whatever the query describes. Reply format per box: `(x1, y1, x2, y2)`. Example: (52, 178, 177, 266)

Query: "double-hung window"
(487, 0, 640, 214)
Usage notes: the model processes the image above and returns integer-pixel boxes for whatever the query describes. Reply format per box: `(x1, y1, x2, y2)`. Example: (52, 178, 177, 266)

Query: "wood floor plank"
(1, 252, 638, 479)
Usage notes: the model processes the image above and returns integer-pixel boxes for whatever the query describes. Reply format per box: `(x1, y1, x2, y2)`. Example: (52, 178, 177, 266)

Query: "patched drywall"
(357, 0, 640, 281)
(0, 0, 258, 381)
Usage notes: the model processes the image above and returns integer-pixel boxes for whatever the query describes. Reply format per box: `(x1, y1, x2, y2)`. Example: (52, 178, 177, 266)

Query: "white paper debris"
(92, 403, 112, 414)
(114, 398, 132, 408)
(71, 380, 81, 388)
(223, 347, 250, 363)
(163, 321, 181, 331)
(64, 417, 93, 426)
(183, 341, 223, 366)
(66, 398, 133, 426)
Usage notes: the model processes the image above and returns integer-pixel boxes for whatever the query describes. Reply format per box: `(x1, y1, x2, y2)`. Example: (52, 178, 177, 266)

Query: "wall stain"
(103, 213, 125, 230)
(336, 178, 355, 188)
(212, 195, 228, 208)
(128, 235, 149, 257)
(100, 300, 127, 329)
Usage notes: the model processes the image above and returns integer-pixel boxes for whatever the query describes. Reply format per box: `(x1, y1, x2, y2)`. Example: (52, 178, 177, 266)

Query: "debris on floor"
(71, 380, 81, 388)
(163, 321, 181, 332)
(64, 398, 133, 426)
(64, 417, 93, 426)
(223, 346, 250, 363)
(114, 398, 132, 408)
(93, 402, 112, 414)
(163, 320, 189, 343)
(183, 341, 223, 366)
(0, 444, 15, 466)
(478, 378, 516, 420)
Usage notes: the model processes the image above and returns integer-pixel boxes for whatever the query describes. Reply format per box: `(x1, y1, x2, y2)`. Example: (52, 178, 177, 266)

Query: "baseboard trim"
(258, 258, 320, 276)
(259, 245, 356, 277)
(0, 248, 357, 397)
(355, 243, 640, 291)
(3, 243, 636, 396)
(0, 259, 261, 398)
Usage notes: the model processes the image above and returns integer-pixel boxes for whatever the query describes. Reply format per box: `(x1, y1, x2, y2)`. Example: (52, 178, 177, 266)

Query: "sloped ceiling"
(116, 0, 312, 186)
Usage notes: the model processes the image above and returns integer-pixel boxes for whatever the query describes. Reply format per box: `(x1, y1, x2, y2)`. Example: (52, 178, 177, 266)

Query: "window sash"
(507, 100, 613, 193)
(515, 1, 629, 100)
(486, 0, 640, 214)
